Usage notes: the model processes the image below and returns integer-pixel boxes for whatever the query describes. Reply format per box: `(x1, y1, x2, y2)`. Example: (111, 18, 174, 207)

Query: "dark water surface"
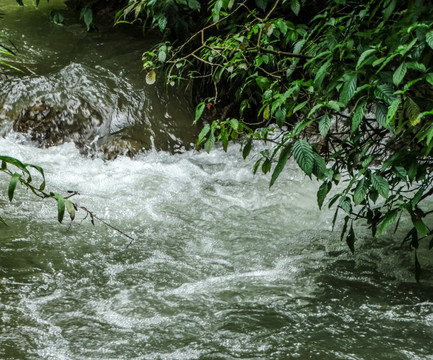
(0, 2, 432, 359)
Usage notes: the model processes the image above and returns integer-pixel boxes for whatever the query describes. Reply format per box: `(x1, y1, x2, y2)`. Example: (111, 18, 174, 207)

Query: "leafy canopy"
(121, 0, 433, 280)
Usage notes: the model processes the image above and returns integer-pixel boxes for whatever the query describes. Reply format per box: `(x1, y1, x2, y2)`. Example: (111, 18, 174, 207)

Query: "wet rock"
(13, 98, 100, 148)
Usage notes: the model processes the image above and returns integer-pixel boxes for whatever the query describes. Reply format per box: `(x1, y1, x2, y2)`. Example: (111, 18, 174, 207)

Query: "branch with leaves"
(0, 155, 135, 247)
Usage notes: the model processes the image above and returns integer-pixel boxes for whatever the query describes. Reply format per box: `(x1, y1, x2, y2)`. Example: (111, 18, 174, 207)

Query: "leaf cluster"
(130, 0, 433, 280)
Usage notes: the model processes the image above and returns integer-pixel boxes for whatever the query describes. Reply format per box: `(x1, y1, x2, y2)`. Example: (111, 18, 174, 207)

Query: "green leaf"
(374, 83, 396, 105)
(353, 178, 367, 205)
(262, 158, 271, 174)
(371, 173, 389, 199)
(204, 129, 215, 153)
(293, 139, 314, 176)
(0, 215, 7, 226)
(413, 218, 428, 236)
(80, 7, 93, 31)
(426, 30, 433, 50)
(242, 139, 252, 159)
(290, 0, 301, 15)
(317, 181, 331, 210)
(314, 59, 331, 87)
(414, 251, 421, 283)
(426, 73, 433, 86)
(188, 0, 201, 10)
(318, 113, 331, 137)
(377, 210, 398, 235)
(275, 107, 287, 127)
(8, 173, 21, 202)
(386, 97, 401, 124)
(406, 97, 421, 126)
(339, 196, 352, 214)
(351, 101, 366, 133)
(270, 143, 292, 187)
(197, 124, 210, 145)
(339, 72, 357, 106)
(312, 152, 327, 179)
(65, 200, 76, 221)
(375, 102, 388, 127)
(346, 223, 355, 254)
(393, 62, 407, 86)
(194, 102, 206, 124)
(356, 48, 376, 70)
(52, 193, 65, 223)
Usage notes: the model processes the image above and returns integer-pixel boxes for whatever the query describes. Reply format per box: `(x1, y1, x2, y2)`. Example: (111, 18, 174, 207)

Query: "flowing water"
(1, 2, 433, 360)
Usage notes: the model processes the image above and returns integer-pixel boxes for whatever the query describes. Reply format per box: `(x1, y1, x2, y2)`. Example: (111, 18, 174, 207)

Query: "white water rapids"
(1, 138, 432, 360)
(1, 1, 432, 359)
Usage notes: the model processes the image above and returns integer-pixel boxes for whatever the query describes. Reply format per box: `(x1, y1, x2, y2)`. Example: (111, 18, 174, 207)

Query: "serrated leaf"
(377, 210, 398, 235)
(371, 173, 389, 199)
(312, 152, 327, 179)
(351, 101, 366, 133)
(145, 70, 156, 85)
(270, 143, 292, 187)
(290, 0, 301, 15)
(339, 72, 357, 106)
(393, 62, 407, 86)
(375, 102, 388, 127)
(293, 139, 314, 176)
(319, 113, 331, 137)
(317, 181, 331, 210)
(339, 196, 352, 214)
(426, 30, 433, 49)
(353, 178, 367, 205)
(386, 97, 401, 124)
(374, 83, 396, 105)
(275, 107, 287, 127)
(406, 97, 421, 126)
(8, 172, 21, 202)
(346, 223, 355, 254)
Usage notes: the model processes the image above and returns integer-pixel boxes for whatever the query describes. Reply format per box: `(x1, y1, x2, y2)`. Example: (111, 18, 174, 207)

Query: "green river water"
(1, 2, 432, 359)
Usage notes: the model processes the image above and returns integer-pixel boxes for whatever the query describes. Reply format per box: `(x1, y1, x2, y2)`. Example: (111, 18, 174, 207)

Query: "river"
(1, 1, 432, 359)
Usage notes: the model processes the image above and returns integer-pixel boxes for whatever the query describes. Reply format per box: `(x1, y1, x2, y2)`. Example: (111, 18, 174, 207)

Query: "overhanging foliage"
(118, 0, 433, 280)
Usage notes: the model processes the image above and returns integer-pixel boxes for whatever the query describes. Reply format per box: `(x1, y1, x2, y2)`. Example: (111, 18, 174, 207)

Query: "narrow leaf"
(346, 223, 355, 254)
(317, 181, 331, 210)
(270, 143, 292, 187)
(52, 193, 65, 223)
(8, 173, 21, 202)
(65, 200, 76, 221)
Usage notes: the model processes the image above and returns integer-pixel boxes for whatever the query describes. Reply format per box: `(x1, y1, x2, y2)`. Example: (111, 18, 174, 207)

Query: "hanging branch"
(0, 155, 136, 247)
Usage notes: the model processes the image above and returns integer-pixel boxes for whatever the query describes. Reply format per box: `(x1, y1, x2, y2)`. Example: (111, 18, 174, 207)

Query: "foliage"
(126, 0, 433, 280)
(0, 155, 135, 245)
